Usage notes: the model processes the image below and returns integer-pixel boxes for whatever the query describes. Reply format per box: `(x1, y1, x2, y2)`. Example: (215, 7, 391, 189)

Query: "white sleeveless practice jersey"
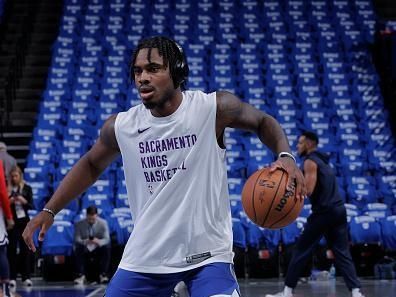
(114, 90, 233, 273)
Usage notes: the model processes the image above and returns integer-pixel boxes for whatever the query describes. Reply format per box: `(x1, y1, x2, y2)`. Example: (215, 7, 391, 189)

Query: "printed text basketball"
(241, 167, 303, 229)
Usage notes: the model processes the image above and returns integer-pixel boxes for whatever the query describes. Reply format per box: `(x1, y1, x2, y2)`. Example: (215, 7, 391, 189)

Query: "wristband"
(42, 208, 56, 218)
(278, 152, 296, 163)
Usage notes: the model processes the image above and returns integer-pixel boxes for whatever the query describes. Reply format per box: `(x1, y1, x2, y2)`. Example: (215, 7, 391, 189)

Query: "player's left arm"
(216, 91, 306, 200)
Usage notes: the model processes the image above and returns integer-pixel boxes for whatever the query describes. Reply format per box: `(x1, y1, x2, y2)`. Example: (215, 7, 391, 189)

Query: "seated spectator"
(73, 205, 110, 285)
(7, 166, 34, 288)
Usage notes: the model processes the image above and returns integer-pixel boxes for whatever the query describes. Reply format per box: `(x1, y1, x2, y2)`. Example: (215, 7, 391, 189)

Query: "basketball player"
(23, 36, 306, 296)
(0, 160, 15, 297)
(266, 131, 364, 297)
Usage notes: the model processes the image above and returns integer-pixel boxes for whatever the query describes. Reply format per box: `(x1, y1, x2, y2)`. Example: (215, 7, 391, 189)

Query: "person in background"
(0, 160, 15, 297)
(73, 205, 110, 285)
(7, 166, 34, 288)
(265, 131, 364, 297)
(0, 142, 17, 184)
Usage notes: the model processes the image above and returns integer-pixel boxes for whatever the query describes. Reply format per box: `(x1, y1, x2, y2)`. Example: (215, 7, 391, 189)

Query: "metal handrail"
(3, 1, 36, 128)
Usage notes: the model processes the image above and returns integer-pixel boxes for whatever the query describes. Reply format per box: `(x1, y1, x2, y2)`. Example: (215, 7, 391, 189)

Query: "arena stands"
(23, 0, 396, 278)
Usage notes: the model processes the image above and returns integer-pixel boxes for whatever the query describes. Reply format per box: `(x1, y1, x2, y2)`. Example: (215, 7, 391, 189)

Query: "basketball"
(241, 167, 303, 229)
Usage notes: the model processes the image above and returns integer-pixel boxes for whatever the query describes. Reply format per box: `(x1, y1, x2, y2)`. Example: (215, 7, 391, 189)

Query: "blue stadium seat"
(24, 0, 396, 237)
(81, 179, 115, 215)
(41, 221, 74, 256)
(228, 178, 245, 196)
(363, 203, 391, 220)
(107, 208, 133, 245)
(345, 203, 360, 223)
(349, 216, 382, 245)
(54, 209, 76, 222)
(377, 175, 396, 208)
(299, 205, 312, 218)
(281, 220, 301, 246)
(346, 176, 378, 208)
(246, 222, 280, 253)
(379, 216, 396, 251)
(115, 180, 129, 208)
(232, 218, 247, 249)
(230, 199, 243, 218)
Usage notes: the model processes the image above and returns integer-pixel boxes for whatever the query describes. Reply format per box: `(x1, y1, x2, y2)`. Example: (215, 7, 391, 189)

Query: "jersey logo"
(138, 127, 151, 134)
(186, 251, 212, 264)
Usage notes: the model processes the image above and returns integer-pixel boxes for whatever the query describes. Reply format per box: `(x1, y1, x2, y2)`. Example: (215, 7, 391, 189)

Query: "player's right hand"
(22, 211, 54, 252)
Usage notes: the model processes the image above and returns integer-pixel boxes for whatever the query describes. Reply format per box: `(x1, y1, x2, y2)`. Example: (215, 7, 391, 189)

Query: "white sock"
(284, 286, 293, 295)
(352, 288, 361, 294)
(2, 283, 10, 297)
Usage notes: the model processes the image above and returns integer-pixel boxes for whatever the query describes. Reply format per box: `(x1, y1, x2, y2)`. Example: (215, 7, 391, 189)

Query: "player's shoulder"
(183, 90, 217, 111)
(118, 103, 143, 117)
(115, 104, 144, 126)
(184, 89, 214, 99)
(216, 90, 233, 97)
(307, 151, 329, 163)
(101, 114, 117, 133)
(305, 154, 318, 162)
(215, 90, 241, 109)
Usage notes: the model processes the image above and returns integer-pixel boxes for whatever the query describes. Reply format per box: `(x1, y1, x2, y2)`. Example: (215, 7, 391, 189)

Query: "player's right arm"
(303, 159, 317, 196)
(23, 115, 120, 252)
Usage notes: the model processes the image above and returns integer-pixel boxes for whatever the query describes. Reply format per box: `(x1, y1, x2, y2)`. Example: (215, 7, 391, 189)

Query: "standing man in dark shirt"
(266, 131, 364, 297)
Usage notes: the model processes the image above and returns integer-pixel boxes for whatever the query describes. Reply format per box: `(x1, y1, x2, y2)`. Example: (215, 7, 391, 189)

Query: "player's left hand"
(270, 157, 306, 201)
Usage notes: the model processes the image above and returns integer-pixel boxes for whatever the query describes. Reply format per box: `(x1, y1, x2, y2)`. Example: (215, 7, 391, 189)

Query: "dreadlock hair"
(301, 131, 319, 145)
(130, 36, 189, 90)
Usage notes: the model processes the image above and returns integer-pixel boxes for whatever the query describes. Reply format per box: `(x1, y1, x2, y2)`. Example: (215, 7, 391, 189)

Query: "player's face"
(296, 136, 308, 157)
(133, 48, 175, 110)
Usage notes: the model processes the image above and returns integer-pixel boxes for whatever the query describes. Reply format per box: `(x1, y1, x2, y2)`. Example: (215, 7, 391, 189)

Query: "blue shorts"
(105, 262, 240, 297)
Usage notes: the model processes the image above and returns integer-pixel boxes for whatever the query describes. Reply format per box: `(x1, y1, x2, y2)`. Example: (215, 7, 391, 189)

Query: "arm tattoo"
(217, 92, 243, 126)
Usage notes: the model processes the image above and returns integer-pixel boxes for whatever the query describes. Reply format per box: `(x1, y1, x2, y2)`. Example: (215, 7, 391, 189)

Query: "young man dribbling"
(23, 36, 306, 296)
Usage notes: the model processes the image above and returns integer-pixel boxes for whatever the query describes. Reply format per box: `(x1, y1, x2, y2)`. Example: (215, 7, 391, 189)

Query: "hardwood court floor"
(13, 278, 396, 297)
(239, 278, 395, 297)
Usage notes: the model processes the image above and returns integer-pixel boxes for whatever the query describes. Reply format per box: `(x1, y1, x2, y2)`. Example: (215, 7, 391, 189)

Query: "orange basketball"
(241, 167, 303, 229)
